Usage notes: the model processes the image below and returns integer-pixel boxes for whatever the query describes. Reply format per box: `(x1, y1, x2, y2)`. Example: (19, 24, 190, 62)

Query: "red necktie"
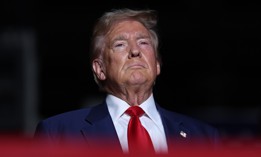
(125, 106, 154, 153)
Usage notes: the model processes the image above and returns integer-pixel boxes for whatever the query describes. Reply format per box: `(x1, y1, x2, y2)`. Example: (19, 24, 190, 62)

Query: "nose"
(129, 44, 141, 58)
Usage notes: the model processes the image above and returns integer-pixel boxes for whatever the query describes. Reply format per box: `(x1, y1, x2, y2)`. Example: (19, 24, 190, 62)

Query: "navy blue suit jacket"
(35, 101, 220, 151)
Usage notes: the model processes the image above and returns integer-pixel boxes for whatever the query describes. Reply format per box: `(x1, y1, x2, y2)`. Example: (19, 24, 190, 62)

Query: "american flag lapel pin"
(180, 131, 187, 138)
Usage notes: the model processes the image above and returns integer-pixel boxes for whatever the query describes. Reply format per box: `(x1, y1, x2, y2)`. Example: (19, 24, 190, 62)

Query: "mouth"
(128, 63, 146, 69)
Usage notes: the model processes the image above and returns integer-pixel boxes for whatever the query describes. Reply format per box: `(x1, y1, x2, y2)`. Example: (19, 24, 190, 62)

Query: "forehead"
(108, 20, 149, 38)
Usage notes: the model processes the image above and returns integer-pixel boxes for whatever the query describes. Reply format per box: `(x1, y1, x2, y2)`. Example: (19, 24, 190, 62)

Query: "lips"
(127, 62, 146, 69)
(130, 64, 144, 68)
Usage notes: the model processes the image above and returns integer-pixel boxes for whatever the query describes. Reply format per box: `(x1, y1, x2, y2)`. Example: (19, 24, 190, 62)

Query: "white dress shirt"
(106, 94, 168, 153)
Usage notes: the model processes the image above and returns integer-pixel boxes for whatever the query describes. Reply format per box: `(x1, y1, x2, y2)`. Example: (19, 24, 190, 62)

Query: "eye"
(113, 40, 127, 47)
(112, 41, 128, 52)
(138, 38, 152, 46)
(140, 41, 149, 45)
(115, 43, 125, 47)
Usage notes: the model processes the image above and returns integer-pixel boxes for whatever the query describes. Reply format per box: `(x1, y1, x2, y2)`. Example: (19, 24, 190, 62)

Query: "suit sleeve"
(34, 121, 54, 142)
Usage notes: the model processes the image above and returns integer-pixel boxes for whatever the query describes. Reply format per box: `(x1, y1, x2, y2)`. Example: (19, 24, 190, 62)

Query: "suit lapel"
(81, 102, 122, 151)
(156, 105, 191, 146)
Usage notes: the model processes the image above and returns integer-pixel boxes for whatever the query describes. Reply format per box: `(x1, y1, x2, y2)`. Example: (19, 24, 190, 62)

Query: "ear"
(156, 61, 161, 75)
(92, 59, 106, 80)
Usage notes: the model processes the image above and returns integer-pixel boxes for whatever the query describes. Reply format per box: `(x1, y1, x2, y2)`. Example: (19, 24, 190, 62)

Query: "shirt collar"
(140, 94, 162, 127)
(106, 94, 130, 121)
(106, 94, 161, 125)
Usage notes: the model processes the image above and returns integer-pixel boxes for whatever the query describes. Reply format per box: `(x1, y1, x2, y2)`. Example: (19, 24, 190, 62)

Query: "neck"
(107, 86, 153, 106)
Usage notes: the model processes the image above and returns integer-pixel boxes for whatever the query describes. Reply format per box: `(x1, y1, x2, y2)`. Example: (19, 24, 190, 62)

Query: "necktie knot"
(125, 106, 144, 117)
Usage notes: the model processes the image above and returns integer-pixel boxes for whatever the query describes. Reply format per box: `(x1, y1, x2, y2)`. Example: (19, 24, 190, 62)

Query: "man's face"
(93, 20, 160, 90)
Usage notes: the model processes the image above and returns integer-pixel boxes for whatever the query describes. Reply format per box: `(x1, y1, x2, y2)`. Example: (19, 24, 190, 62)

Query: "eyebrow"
(112, 33, 150, 43)
(112, 35, 127, 42)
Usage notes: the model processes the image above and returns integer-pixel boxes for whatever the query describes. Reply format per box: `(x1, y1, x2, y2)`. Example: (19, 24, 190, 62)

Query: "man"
(35, 8, 219, 154)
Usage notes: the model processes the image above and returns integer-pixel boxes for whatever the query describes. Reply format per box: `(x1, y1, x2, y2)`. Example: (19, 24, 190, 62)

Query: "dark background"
(1, 0, 260, 146)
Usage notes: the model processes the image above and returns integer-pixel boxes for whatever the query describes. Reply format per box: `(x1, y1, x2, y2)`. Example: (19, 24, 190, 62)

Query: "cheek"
(107, 55, 126, 72)
(146, 53, 157, 64)
(147, 55, 159, 73)
(108, 55, 123, 65)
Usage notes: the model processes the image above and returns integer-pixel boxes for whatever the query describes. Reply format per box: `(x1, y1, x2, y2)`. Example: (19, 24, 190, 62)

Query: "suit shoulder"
(160, 107, 211, 125)
(36, 107, 94, 132)
(159, 107, 219, 135)
(159, 107, 220, 144)
(44, 108, 91, 122)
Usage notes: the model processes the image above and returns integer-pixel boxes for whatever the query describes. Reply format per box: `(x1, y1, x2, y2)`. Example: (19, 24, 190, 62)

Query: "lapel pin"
(180, 131, 187, 138)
